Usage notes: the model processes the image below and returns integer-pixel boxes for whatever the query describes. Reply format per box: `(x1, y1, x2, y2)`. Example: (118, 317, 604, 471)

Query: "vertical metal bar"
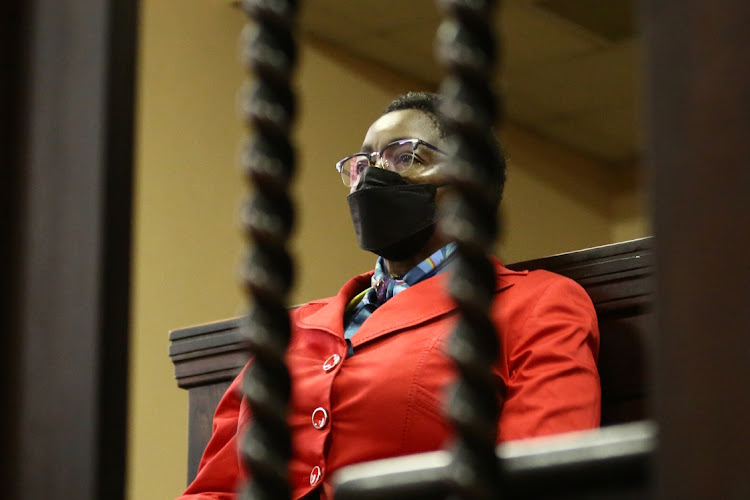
(642, 1, 750, 498)
(435, 1, 504, 498)
(238, 1, 299, 498)
(0, 0, 138, 498)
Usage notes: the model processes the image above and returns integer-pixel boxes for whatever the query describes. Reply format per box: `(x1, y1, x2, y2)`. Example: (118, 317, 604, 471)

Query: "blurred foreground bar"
(333, 421, 655, 500)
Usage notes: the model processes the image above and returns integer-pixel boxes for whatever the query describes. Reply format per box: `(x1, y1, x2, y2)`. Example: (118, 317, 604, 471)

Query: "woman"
(178, 91, 600, 499)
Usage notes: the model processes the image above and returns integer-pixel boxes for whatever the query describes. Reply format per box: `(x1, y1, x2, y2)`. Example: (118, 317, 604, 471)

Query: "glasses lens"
(342, 155, 369, 186)
(382, 141, 416, 173)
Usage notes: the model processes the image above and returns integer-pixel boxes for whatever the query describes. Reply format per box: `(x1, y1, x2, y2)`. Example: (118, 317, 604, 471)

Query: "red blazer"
(178, 258, 600, 499)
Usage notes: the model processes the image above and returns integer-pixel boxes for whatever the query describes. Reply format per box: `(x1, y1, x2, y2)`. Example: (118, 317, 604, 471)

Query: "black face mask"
(347, 167, 437, 261)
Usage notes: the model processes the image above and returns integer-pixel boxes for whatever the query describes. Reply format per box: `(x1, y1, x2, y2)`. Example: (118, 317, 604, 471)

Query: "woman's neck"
(383, 232, 447, 276)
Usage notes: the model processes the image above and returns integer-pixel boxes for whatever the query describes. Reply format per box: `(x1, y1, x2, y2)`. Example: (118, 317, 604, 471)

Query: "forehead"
(362, 109, 441, 151)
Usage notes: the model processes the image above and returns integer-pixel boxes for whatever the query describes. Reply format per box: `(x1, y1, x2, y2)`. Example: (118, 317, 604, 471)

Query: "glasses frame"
(335, 138, 447, 187)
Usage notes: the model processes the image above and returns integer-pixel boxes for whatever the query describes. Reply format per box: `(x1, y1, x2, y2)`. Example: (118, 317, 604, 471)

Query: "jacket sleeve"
(498, 276, 601, 441)
(176, 366, 247, 500)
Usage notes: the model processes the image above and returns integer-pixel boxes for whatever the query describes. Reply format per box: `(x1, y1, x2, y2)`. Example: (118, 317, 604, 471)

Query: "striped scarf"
(344, 242, 457, 340)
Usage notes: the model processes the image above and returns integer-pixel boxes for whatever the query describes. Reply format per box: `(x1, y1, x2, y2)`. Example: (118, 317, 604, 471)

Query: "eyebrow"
(360, 136, 412, 154)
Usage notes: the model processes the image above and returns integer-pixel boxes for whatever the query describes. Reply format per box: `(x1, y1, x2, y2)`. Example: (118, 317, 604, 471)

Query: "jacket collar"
(296, 257, 527, 345)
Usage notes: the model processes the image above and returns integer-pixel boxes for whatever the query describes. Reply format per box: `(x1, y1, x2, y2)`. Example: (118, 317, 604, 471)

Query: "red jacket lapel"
(296, 257, 527, 347)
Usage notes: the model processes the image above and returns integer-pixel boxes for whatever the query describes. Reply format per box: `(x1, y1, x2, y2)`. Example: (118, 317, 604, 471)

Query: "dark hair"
(382, 91, 506, 203)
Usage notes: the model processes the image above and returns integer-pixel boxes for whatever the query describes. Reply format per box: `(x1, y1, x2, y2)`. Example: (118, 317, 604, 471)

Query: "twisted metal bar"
(436, 0, 503, 498)
(238, 1, 299, 498)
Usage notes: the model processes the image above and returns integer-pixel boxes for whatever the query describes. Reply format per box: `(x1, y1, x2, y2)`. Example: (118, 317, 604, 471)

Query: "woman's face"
(356, 109, 448, 192)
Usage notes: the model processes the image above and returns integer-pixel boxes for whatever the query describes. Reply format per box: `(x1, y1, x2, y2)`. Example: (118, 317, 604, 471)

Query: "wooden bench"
(169, 236, 653, 483)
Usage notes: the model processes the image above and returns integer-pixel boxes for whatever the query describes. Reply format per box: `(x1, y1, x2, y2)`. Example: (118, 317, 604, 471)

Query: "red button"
(312, 407, 328, 429)
(309, 466, 322, 486)
(323, 353, 341, 372)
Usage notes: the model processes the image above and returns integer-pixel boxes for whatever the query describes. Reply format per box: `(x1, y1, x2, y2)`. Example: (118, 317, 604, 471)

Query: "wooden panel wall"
(643, 2, 750, 498)
(0, 1, 138, 498)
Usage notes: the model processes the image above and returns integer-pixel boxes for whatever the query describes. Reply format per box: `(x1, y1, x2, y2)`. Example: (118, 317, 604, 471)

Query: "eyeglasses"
(335, 138, 446, 187)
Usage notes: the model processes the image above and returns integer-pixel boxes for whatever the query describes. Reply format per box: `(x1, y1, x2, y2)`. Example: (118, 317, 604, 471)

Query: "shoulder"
(492, 259, 597, 327)
(495, 258, 589, 301)
(516, 269, 587, 297)
(289, 270, 372, 322)
(290, 296, 334, 321)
